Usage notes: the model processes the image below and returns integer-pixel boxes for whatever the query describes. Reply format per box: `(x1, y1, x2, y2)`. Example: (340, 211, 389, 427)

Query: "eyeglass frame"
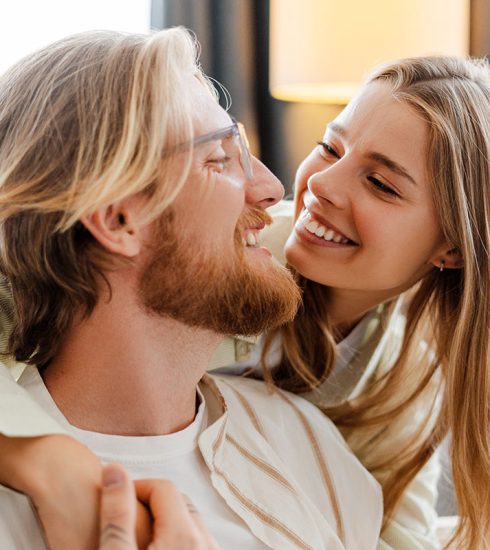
(192, 117, 254, 180)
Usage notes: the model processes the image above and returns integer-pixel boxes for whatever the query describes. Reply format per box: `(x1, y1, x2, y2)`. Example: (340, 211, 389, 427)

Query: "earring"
(440, 260, 445, 272)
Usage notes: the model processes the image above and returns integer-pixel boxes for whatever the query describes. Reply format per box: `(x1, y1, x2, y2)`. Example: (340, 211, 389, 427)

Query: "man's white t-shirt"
(8, 367, 268, 549)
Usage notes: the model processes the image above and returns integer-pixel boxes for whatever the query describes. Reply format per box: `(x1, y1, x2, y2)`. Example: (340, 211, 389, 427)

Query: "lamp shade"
(270, 0, 470, 104)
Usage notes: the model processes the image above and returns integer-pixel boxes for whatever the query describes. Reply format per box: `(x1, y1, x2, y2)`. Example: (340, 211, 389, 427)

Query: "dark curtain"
(151, 0, 490, 195)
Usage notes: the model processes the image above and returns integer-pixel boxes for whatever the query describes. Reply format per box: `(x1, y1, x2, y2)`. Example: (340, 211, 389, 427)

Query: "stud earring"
(440, 260, 445, 272)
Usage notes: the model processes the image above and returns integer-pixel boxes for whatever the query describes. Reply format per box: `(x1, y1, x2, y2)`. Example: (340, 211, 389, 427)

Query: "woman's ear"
(80, 196, 146, 258)
(430, 247, 464, 271)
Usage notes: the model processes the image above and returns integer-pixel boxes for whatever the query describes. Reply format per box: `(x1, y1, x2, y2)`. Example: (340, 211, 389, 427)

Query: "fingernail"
(102, 466, 124, 487)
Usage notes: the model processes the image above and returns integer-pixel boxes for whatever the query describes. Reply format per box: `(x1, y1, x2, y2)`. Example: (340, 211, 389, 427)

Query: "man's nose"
(245, 157, 284, 208)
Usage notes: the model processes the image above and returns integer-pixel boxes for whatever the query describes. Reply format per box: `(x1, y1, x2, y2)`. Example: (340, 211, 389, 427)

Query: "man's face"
(138, 77, 300, 336)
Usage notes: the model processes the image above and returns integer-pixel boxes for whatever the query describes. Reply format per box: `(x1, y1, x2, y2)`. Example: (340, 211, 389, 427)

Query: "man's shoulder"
(210, 374, 347, 447)
(211, 373, 305, 408)
(207, 374, 383, 548)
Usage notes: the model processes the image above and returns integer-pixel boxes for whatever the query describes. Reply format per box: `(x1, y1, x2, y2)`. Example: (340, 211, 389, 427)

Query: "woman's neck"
(327, 287, 387, 341)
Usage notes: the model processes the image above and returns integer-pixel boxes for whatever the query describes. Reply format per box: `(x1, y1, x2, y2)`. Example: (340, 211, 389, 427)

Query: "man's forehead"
(189, 77, 231, 135)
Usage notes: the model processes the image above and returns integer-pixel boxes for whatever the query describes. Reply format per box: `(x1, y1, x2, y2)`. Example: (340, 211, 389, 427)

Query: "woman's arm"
(0, 433, 103, 549)
(0, 355, 105, 548)
(0, 433, 156, 549)
(0, 275, 109, 548)
(0, 281, 214, 549)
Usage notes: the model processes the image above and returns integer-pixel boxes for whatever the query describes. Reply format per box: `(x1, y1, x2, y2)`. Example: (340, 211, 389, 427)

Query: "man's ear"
(430, 247, 464, 271)
(80, 196, 146, 258)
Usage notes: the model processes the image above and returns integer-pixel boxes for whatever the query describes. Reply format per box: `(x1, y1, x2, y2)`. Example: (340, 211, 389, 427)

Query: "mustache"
(236, 207, 273, 235)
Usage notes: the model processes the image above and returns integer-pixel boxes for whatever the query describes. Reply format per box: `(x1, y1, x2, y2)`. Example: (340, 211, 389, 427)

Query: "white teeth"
(314, 225, 325, 238)
(306, 220, 319, 233)
(301, 209, 350, 244)
(246, 232, 257, 246)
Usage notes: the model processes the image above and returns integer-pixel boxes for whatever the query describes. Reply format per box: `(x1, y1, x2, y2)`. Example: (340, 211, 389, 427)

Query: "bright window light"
(0, 0, 152, 74)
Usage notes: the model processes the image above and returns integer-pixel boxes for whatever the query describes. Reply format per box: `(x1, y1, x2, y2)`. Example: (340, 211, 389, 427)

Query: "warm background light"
(270, 0, 470, 104)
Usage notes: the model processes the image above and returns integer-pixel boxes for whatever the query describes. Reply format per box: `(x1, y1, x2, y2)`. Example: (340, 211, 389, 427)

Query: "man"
(0, 28, 382, 549)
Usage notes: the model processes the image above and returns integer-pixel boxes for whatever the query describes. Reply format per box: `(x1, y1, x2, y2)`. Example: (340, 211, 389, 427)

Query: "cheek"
(283, 230, 335, 284)
(173, 179, 245, 245)
(293, 154, 323, 217)
(357, 207, 444, 281)
(284, 235, 311, 272)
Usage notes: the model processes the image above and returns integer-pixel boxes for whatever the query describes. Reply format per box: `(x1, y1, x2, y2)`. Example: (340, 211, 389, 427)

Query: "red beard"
(138, 207, 301, 336)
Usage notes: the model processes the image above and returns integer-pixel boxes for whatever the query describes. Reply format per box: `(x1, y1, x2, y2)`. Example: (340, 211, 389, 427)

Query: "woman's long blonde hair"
(263, 56, 490, 548)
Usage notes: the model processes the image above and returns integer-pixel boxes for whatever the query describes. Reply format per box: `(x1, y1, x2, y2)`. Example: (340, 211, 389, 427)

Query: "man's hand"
(100, 463, 219, 549)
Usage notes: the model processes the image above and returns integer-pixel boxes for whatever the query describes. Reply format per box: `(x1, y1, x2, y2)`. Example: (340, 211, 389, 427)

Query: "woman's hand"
(0, 433, 102, 549)
(0, 434, 217, 549)
(100, 463, 219, 549)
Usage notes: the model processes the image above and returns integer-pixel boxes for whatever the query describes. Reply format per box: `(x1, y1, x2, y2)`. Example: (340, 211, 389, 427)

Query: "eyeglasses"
(192, 117, 253, 180)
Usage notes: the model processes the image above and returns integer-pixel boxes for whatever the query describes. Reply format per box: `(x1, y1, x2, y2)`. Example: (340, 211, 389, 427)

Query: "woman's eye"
(317, 141, 340, 159)
(367, 176, 399, 197)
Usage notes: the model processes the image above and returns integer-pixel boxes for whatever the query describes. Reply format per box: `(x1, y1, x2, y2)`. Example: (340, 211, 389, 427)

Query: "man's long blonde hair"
(0, 28, 209, 367)
(264, 56, 490, 548)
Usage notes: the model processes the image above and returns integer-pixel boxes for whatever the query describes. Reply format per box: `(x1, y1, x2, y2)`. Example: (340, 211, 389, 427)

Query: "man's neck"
(42, 283, 222, 436)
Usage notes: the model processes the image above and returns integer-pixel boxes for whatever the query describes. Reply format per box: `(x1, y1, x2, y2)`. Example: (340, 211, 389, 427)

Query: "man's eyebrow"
(326, 122, 416, 186)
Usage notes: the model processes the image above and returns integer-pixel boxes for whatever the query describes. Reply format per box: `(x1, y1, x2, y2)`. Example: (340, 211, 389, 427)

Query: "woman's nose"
(307, 163, 350, 210)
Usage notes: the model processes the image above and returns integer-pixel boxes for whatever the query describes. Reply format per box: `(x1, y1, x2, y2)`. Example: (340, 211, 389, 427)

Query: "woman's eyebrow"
(326, 122, 347, 137)
(326, 122, 416, 185)
(367, 152, 417, 185)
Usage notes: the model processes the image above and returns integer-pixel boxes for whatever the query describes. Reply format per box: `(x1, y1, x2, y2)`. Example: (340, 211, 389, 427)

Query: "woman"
(212, 54, 490, 549)
(1, 55, 490, 548)
(272, 55, 490, 549)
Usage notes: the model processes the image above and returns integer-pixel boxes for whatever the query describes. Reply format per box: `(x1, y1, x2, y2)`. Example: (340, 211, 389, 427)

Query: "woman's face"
(285, 81, 448, 305)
